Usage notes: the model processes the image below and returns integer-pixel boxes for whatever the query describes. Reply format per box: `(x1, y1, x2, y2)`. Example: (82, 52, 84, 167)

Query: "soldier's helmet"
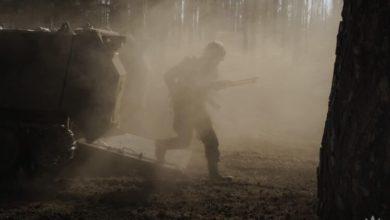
(203, 41, 226, 59)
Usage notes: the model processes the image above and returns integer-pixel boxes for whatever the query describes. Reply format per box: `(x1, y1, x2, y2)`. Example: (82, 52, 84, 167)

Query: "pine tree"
(318, 0, 390, 219)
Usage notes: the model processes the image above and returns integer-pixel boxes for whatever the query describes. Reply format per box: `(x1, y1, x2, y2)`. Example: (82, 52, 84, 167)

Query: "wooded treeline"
(0, 0, 341, 52)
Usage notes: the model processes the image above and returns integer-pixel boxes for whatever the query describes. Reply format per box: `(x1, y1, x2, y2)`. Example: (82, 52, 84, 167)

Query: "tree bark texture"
(318, 1, 390, 219)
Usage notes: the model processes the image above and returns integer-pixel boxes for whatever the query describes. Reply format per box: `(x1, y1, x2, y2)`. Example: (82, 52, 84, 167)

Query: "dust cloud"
(0, 0, 342, 150)
(118, 0, 342, 150)
(0, 2, 344, 218)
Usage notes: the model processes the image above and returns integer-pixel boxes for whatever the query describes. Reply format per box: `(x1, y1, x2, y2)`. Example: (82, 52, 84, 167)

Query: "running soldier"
(155, 41, 228, 180)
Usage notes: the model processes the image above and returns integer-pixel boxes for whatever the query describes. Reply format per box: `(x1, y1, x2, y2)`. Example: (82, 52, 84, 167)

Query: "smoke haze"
(118, 0, 342, 149)
(0, 0, 343, 148)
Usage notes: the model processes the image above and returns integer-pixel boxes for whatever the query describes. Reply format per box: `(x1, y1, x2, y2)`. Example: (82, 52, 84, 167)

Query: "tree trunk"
(318, 1, 390, 219)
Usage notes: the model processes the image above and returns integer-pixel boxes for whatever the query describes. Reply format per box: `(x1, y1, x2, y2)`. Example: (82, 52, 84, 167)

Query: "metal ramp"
(77, 133, 192, 171)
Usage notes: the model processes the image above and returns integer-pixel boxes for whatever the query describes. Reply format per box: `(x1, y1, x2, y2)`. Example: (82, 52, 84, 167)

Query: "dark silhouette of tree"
(318, 0, 390, 219)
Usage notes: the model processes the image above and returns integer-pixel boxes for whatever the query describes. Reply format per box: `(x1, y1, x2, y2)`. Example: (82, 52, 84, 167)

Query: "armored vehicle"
(0, 26, 127, 177)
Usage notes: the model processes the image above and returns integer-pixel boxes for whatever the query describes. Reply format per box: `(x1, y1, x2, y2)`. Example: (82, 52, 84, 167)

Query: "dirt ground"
(0, 138, 318, 220)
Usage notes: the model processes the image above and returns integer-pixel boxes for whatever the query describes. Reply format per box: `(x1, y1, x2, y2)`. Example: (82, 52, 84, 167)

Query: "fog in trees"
(0, 0, 343, 148)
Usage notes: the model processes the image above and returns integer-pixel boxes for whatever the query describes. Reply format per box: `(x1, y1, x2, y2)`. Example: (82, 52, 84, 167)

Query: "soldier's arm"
(195, 80, 231, 91)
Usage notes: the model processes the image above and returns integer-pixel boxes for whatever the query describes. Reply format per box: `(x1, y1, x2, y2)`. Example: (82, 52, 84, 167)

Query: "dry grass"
(0, 138, 318, 220)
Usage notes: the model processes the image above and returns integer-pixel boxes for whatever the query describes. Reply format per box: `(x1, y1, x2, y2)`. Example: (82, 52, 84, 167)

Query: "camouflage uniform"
(157, 41, 226, 178)
(157, 56, 221, 176)
(157, 47, 229, 177)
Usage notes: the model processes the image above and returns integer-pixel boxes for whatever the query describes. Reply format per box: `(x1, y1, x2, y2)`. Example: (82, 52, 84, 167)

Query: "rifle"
(206, 77, 259, 110)
(209, 77, 259, 90)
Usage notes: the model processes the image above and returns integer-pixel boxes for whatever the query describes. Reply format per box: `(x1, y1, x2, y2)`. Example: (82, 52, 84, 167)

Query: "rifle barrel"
(226, 77, 258, 87)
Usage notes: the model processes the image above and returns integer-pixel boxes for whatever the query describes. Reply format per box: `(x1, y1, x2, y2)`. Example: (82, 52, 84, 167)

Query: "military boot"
(207, 161, 233, 181)
(155, 140, 167, 163)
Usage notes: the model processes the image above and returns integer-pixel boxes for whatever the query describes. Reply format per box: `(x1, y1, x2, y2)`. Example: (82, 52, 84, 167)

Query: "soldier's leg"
(156, 129, 192, 149)
(155, 120, 193, 162)
(196, 117, 220, 178)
